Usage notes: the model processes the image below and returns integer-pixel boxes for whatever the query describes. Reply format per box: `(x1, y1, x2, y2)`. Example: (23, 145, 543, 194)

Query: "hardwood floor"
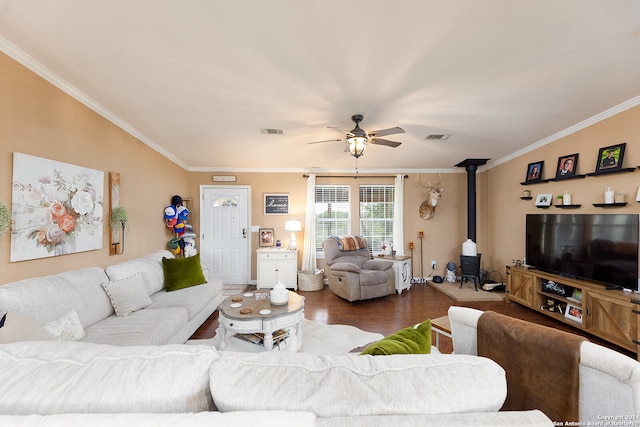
(191, 283, 636, 358)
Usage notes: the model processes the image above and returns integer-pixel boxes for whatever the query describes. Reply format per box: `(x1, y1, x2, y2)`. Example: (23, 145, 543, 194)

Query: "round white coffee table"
(217, 291, 304, 351)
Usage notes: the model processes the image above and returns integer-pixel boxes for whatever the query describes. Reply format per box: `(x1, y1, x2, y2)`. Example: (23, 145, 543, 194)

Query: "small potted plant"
(0, 201, 10, 240)
(111, 206, 128, 228)
(555, 194, 564, 206)
(111, 207, 128, 254)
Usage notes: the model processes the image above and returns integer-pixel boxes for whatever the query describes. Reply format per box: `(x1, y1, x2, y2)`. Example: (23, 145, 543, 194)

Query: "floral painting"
(11, 153, 104, 262)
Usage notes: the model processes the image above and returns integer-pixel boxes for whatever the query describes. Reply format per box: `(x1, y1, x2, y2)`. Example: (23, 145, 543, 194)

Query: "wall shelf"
(555, 204, 582, 209)
(520, 179, 549, 186)
(536, 205, 551, 209)
(592, 203, 628, 208)
(548, 174, 587, 182)
(586, 167, 636, 177)
(520, 196, 533, 200)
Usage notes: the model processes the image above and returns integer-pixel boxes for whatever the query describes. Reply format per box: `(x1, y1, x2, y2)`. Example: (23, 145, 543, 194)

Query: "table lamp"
(284, 219, 302, 250)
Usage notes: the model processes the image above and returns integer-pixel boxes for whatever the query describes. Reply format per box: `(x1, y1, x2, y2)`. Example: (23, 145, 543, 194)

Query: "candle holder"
(410, 233, 427, 285)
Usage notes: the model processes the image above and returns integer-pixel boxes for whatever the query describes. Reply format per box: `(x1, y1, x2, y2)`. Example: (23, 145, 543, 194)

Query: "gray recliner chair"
(322, 236, 395, 302)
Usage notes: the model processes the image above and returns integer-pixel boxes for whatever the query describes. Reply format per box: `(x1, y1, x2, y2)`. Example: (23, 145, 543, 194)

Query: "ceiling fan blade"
(308, 138, 344, 145)
(370, 137, 402, 148)
(327, 126, 351, 134)
(368, 127, 405, 138)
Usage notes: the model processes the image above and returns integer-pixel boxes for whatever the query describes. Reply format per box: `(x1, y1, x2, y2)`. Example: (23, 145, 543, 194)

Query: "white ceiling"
(1, 1, 640, 173)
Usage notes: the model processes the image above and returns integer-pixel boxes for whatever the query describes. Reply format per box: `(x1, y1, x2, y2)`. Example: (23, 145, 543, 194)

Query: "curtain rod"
(302, 174, 408, 179)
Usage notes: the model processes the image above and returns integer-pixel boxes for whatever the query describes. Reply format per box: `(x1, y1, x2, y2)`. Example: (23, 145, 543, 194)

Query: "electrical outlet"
(431, 260, 437, 270)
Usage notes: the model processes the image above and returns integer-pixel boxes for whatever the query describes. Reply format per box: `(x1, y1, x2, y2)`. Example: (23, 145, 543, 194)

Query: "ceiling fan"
(309, 114, 405, 158)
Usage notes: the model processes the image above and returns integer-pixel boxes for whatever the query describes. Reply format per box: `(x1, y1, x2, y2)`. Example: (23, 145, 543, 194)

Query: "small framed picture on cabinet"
(565, 303, 582, 324)
(259, 228, 274, 247)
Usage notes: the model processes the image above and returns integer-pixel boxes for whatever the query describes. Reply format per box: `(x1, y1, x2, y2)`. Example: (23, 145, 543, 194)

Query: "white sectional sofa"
(0, 250, 223, 346)
(0, 339, 553, 426)
(3, 259, 635, 426)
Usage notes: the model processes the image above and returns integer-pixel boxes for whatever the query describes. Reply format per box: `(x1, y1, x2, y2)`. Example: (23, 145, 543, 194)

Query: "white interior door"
(200, 186, 250, 284)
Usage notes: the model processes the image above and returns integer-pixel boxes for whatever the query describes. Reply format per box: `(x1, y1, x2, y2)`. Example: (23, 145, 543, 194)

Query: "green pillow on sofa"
(162, 253, 206, 292)
(361, 319, 431, 355)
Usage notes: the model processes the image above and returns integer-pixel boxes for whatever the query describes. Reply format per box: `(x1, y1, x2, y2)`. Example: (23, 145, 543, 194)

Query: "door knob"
(242, 228, 247, 239)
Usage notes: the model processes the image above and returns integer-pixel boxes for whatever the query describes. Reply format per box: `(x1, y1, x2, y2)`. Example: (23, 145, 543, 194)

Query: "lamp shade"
(285, 219, 302, 232)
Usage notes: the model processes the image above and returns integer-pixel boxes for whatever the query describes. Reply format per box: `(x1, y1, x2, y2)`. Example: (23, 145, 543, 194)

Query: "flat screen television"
(525, 213, 639, 291)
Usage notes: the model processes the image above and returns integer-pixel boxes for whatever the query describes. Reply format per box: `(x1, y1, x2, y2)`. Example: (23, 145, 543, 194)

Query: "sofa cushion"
(149, 280, 220, 320)
(0, 341, 218, 414)
(210, 352, 507, 417)
(0, 267, 113, 327)
(316, 410, 554, 427)
(44, 310, 85, 341)
(106, 250, 173, 295)
(82, 307, 188, 346)
(361, 319, 431, 355)
(0, 312, 54, 343)
(162, 254, 206, 292)
(0, 411, 317, 427)
(101, 273, 153, 317)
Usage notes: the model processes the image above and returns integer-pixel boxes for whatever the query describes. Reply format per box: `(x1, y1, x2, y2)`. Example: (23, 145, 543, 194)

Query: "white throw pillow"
(45, 310, 86, 341)
(0, 312, 55, 343)
(101, 273, 153, 317)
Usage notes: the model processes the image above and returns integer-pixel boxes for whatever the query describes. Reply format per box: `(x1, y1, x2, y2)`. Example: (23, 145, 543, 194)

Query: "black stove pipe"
(455, 159, 489, 242)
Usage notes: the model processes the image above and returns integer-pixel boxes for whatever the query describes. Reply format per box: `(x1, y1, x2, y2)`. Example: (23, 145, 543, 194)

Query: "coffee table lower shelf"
(218, 309, 304, 352)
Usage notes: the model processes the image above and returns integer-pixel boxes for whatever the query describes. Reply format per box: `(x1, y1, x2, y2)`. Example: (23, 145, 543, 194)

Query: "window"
(359, 185, 394, 254)
(315, 185, 350, 253)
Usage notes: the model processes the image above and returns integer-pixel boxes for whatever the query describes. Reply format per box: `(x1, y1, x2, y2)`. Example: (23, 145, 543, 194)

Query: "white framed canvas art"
(11, 153, 104, 262)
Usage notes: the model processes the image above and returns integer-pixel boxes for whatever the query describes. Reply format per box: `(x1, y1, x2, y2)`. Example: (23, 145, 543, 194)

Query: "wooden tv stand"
(506, 266, 640, 359)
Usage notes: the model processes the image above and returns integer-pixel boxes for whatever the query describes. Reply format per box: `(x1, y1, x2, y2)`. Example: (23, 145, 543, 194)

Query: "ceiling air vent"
(425, 133, 451, 140)
(260, 128, 284, 135)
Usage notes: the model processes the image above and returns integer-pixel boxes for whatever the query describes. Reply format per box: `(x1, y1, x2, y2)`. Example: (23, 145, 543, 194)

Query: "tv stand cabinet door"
(507, 268, 535, 307)
(586, 291, 638, 352)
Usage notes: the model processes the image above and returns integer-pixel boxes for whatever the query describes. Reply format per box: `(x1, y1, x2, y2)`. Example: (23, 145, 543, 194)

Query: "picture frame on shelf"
(556, 153, 578, 178)
(565, 303, 583, 324)
(595, 143, 626, 172)
(259, 228, 274, 247)
(525, 161, 544, 183)
(535, 193, 553, 207)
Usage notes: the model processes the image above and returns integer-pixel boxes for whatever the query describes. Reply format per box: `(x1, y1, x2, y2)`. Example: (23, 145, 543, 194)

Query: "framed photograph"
(565, 303, 583, 324)
(556, 153, 578, 178)
(264, 193, 290, 215)
(535, 193, 553, 207)
(525, 161, 544, 183)
(259, 228, 274, 247)
(595, 143, 626, 172)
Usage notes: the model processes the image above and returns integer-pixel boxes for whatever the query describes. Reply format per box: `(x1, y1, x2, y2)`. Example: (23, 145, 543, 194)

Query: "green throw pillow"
(162, 253, 206, 292)
(361, 319, 431, 355)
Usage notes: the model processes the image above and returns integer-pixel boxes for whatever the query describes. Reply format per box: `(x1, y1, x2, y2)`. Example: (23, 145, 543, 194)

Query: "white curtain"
(301, 174, 317, 271)
(393, 174, 405, 255)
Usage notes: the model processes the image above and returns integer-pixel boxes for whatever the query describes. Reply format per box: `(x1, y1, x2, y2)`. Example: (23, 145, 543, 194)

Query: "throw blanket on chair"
(332, 235, 367, 251)
(477, 311, 586, 423)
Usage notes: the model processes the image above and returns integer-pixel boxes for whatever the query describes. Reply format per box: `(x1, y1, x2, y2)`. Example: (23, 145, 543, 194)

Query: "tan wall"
(0, 52, 189, 283)
(486, 105, 640, 277)
(189, 172, 472, 281)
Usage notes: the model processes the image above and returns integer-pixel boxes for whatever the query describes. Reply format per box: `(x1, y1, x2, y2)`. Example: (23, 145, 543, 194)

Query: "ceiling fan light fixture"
(348, 136, 367, 158)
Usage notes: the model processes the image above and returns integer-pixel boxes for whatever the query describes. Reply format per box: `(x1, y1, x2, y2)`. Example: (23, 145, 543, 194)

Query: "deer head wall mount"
(417, 174, 445, 220)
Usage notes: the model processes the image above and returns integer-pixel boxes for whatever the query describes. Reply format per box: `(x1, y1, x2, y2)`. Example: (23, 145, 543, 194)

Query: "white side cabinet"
(256, 248, 298, 290)
(382, 255, 412, 294)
